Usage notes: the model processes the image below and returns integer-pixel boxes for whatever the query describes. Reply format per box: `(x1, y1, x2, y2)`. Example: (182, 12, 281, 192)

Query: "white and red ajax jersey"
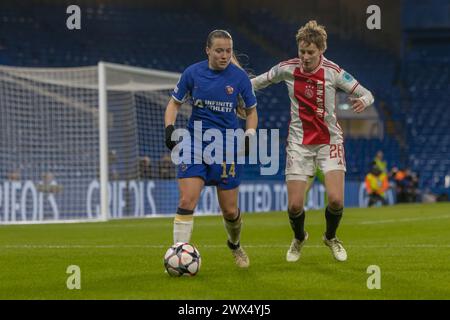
(252, 55, 374, 145)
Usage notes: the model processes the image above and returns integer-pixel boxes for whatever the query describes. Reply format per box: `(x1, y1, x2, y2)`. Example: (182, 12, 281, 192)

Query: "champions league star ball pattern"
(164, 242, 201, 276)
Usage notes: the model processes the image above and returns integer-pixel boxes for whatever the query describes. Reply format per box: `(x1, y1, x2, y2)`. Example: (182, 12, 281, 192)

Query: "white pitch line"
(3, 213, 449, 228)
(1, 244, 450, 249)
(357, 214, 450, 225)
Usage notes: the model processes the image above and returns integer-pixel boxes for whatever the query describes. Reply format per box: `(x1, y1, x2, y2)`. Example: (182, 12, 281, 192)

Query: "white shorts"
(285, 143, 346, 181)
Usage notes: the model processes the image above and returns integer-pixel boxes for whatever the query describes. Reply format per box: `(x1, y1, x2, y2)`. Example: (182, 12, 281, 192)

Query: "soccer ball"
(164, 242, 201, 277)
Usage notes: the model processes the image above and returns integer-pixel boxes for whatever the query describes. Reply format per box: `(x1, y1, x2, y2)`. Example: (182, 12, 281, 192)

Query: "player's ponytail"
(230, 53, 244, 70)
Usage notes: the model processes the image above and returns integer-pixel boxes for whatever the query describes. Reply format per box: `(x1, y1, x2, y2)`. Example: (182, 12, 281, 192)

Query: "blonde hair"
(231, 54, 244, 69)
(295, 20, 327, 52)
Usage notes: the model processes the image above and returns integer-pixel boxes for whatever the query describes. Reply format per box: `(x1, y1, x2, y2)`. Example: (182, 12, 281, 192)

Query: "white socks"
(173, 208, 194, 244)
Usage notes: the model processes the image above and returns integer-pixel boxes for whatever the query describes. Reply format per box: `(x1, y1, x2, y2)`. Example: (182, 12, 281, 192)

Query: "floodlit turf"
(0, 203, 449, 299)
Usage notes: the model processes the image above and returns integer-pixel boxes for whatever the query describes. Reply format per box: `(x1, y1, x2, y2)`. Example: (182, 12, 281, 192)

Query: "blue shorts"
(177, 162, 241, 190)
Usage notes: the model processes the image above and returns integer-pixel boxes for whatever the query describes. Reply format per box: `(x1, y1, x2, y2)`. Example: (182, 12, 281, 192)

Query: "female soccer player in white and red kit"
(252, 20, 374, 262)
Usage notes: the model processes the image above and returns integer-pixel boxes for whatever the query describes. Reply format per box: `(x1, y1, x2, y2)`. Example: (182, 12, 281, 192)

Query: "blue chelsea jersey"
(171, 60, 257, 133)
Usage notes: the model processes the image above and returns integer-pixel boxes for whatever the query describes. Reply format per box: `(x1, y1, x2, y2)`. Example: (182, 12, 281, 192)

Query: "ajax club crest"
(304, 85, 314, 99)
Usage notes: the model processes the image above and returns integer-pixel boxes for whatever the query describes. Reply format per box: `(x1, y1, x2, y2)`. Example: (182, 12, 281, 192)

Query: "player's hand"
(244, 135, 250, 156)
(350, 97, 366, 113)
(165, 125, 177, 151)
(244, 128, 256, 157)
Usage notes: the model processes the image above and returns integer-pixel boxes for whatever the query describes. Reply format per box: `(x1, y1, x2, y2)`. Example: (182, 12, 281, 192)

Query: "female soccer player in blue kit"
(164, 30, 258, 268)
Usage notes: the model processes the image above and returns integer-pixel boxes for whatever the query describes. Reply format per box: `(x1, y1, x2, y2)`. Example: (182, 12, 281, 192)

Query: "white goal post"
(0, 62, 189, 224)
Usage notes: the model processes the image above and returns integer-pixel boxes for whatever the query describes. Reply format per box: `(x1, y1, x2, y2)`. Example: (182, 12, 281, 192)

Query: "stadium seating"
(399, 35, 450, 191)
(0, 3, 448, 195)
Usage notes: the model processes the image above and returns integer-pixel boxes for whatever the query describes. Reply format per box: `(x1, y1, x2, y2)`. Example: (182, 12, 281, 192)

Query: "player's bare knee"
(222, 208, 239, 220)
(328, 196, 343, 210)
(288, 203, 304, 215)
(178, 196, 197, 211)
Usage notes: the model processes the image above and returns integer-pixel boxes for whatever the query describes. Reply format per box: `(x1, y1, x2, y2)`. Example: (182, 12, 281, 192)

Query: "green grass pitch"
(0, 203, 449, 299)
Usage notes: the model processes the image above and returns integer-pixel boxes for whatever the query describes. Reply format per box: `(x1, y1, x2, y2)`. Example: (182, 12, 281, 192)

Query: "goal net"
(0, 62, 188, 224)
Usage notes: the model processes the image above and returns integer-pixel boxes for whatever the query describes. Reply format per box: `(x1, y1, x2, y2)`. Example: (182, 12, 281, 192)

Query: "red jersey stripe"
(350, 82, 360, 94)
(323, 62, 341, 73)
(293, 67, 330, 144)
(280, 60, 300, 67)
(280, 62, 300, 68)
(323, 59, 340, 69)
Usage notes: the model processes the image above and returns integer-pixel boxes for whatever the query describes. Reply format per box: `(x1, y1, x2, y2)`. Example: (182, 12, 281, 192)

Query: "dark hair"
(206, 29, 232, 48)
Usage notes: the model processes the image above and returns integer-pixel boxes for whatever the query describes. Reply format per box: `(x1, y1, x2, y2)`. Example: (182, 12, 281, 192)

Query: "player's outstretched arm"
(336, 69, 374, 114)
(251, 62, 287, 91)
(350, 84, 374, 113)
(251, 72, 272, 91)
